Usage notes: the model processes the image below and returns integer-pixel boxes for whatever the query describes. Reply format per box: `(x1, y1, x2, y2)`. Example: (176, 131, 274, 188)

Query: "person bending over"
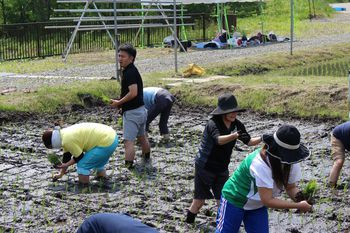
(42, 123, 118, 184)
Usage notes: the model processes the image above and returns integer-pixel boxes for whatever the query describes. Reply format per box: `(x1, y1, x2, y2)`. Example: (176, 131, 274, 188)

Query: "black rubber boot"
(125, 160, 134, 170)
(185, 210, 197, 223)
(142, 152, 150, 160)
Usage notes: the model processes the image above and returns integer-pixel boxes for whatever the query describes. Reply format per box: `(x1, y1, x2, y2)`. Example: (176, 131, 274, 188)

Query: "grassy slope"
(0, 71, 169, 113)
(0, 80, 120, 112)
(171, 75, 348, 119)
(206, 43, 350, 76)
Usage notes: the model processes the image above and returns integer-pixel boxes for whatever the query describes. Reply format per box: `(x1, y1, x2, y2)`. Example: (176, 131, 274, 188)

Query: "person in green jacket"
(216, 125, 312, 233)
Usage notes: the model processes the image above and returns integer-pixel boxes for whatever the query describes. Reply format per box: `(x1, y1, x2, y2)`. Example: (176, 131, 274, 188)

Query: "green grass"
(0, 80, 120, 113)
(283, 57, 350, 77)
(0, 48, 175, 74)
(236, 0, 338, 38)
(205, 43, 350, 77)
(171, 75, 348, 119)
(0, 70, 170, 113)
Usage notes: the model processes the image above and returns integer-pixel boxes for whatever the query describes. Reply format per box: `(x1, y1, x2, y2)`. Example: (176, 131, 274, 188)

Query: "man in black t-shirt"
(185, 93, 262, 224)
(111, 44, 150, 169)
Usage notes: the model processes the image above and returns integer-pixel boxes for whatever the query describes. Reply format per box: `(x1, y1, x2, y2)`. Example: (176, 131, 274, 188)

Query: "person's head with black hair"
(118, 43, 137, 68)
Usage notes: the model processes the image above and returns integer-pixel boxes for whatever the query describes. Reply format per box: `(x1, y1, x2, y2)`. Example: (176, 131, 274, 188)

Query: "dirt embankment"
(0, 105, 349, 233)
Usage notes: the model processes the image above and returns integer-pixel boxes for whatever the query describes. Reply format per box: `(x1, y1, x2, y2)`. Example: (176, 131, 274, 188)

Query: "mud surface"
(0, 105, 349, 233)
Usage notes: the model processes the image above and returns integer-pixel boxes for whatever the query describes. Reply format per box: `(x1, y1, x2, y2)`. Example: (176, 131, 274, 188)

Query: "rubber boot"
(125, 160, 134, 170)
(185, 210, 197, 223)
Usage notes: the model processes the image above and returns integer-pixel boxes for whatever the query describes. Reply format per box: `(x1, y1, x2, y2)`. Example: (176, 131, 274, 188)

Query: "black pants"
(146, 89, 175, 135)
(194, 164, 229, 200)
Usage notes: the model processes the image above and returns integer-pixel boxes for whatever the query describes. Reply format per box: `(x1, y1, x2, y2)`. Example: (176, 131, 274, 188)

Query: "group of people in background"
(41, 44, 349, 233)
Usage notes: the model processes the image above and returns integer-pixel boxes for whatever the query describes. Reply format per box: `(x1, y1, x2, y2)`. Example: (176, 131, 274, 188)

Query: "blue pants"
(146, 89, 175, 135)
(216, 197, 269, 233)
(77, 135, 119, 175)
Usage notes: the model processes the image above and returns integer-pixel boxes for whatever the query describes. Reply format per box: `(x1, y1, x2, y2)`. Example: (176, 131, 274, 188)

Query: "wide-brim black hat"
(262, 125, 310, 164)
(211, 93, 246, 115)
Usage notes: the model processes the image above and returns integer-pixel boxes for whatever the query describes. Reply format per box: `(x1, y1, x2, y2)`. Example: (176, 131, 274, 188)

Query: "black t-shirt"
(333, 121, 350, 150)
(121, 63, 144, 112)
(196, 116, 251, 173)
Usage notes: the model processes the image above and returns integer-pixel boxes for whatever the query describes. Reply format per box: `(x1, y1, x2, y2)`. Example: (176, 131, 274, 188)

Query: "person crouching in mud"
(42, 123, 119, 184)
(185, 93, 262, 223)
(216, 125, 312, 233)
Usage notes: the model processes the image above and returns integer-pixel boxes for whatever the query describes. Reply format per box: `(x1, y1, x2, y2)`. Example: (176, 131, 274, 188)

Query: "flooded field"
(0, 105, 349, 233)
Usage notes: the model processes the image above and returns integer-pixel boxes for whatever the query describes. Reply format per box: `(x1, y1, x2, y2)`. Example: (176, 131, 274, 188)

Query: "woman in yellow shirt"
(42, 123, 119, 184)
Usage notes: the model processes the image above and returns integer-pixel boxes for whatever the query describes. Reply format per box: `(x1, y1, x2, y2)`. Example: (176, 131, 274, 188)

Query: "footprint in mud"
(131, 161, 158, 179)
(288, 228, 302, 233)
(197, 222, 216, 233)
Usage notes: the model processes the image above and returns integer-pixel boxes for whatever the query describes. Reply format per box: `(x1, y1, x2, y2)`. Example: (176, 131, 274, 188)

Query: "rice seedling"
(47, 154, 62, 168)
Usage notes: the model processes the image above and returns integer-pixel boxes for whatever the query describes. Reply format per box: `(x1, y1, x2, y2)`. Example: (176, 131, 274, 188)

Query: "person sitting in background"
(268, 31, 277, 42)
(248, 32, 269, 44)
(329, 121, 350, 188)
(185, 93, 262, 224)
(143, 87, 176, 141)
(77, 213, 159, 233)
(213, 30, 228, 44)
(215, 125, 312, 233)
(42, 123, 118, 184)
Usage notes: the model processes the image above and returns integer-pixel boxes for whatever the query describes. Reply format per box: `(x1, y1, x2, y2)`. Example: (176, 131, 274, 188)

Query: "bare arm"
(247, 136, 262, 146)
(54, 158, 76, 180)
(217, 132, 239, 145)
(258, 187, 312, 212)
(285, 183, 300, 202)
(111, 84, 138, 107)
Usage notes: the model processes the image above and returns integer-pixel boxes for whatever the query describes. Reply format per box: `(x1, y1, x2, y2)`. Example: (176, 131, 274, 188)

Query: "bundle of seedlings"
(48, 154, 62, 168)
(295, 180, 318, 205)
(101, 95, 112, 105)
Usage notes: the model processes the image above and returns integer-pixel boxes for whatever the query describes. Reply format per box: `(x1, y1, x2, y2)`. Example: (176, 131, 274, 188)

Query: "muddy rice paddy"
(0, 105, 349, 233)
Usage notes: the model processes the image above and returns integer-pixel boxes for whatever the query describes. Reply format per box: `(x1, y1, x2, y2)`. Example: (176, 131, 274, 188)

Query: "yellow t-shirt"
(60, 123, 116, 157)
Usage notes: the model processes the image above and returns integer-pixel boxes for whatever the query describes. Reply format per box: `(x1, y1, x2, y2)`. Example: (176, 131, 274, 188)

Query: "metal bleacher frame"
(46, 0, 193, 78)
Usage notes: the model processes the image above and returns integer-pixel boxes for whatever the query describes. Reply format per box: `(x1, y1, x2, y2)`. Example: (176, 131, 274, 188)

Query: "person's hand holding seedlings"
(110, 99, 121, 108)
(52, 152, 75, 181)
(297, 200, 312, 213)
(259, 184, 312, 214)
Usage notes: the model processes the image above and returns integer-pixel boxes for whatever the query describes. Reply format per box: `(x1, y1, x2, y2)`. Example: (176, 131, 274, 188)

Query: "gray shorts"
(123, 106, 147, 141)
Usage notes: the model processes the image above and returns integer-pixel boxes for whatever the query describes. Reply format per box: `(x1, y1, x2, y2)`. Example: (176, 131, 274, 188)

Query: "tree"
(0, 0, 6, 24)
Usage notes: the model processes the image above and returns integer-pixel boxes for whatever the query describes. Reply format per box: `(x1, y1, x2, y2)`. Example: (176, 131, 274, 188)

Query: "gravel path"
(36, 33, 350, 78)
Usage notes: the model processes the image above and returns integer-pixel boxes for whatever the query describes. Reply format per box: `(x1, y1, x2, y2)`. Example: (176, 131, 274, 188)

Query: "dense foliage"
(0, 0, 343, 25)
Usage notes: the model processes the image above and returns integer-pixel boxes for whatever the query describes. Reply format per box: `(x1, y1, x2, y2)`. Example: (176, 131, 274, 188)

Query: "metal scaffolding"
(47, 0, 193, 78)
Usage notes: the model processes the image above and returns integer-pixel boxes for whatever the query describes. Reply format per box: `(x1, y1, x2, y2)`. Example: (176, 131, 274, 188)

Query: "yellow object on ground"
(183, 63, 205, 77)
